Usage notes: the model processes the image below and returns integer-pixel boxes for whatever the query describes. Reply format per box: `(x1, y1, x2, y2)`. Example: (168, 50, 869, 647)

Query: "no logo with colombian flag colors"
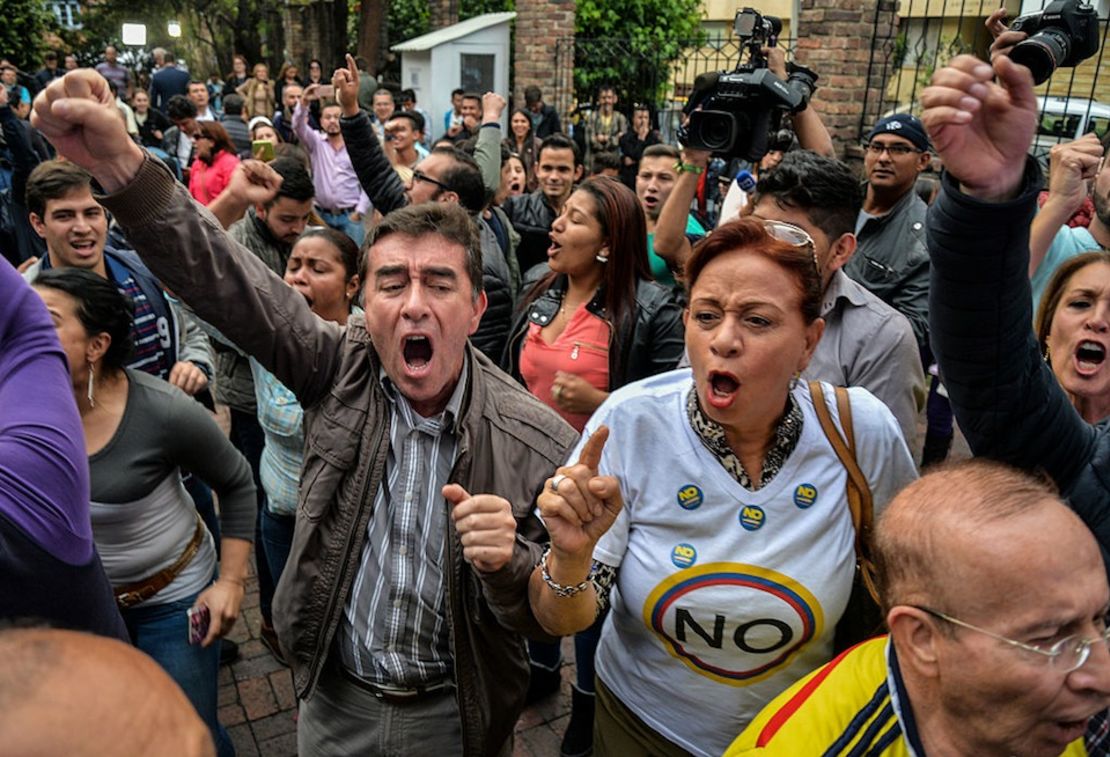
(642, 563, 824, 686)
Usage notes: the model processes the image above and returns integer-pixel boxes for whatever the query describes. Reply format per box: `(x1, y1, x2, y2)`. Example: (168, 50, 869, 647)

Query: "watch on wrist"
(674, 160, 704, 175)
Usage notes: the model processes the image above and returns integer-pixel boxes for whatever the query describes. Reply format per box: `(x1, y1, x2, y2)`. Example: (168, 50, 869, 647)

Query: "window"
(1037, 113, 1080, 138)
(50, 1, 81, 29)
(460, 53, 494, 94)
(1086, 116, 1110, 140)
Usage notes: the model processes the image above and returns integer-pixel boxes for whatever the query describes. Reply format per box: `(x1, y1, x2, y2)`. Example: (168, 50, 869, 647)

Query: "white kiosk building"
(392, 11, 516, 139)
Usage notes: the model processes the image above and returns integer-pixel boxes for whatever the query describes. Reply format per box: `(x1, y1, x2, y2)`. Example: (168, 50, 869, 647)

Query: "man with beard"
(293, 85, 371, 246)
(502, 133, 584, 273)
(1028, 133, 1110, 312)
(843, 114, 933, 354)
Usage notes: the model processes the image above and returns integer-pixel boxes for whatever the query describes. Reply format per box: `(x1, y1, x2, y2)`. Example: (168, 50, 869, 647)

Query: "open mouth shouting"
(1075, 340, 1107, 376)
(69, 238, 99, 258)
(402, 334, 434, 375)
(706, 370, 740, 409)
(548, 233, 562, 258)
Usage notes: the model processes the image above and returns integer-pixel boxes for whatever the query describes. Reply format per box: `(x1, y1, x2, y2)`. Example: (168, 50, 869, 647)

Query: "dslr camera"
(1009, 0, 1099, 85)
(679, 7, 818, 161)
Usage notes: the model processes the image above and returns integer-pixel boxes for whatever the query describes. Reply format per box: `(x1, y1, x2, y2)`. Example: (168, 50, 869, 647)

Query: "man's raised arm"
(31, 70, 343, 408)
(922, 54, 1095, 487)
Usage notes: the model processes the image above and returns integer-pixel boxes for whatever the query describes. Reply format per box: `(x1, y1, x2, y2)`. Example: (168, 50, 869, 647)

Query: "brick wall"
(513, 0, 576, 115)
(430, 0, 460, 30)
(797, 0, 897, 163)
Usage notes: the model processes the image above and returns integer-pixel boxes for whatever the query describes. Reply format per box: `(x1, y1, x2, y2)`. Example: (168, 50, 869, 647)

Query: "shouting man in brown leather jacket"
(32, 68, 578, 756)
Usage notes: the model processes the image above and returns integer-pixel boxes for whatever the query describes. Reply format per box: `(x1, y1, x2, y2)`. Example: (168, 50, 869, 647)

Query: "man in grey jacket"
(844, 113, 933, 355)
(32, 69, 578, 757)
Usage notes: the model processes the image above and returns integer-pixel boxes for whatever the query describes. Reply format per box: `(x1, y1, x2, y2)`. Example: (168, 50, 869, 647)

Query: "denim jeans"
(260, 507, 295, 588)
(317, 208, 366, 248)
(122, 589, 235, 757)
(528, 614, 607, 693)
(229, 407, 273, 625)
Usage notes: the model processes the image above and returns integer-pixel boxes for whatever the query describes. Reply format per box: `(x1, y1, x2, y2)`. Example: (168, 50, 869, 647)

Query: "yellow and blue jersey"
(726, 636, 1095, 756)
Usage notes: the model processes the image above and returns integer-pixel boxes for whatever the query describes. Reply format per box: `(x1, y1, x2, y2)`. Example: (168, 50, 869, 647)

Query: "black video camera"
(678, 7, 817, 162)
(1009, 0, 1099, 85)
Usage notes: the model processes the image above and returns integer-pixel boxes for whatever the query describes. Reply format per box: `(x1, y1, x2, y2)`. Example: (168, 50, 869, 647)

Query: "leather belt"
(340, 665, 453, 705)
(115, 513, 206, 609)
(317, 205, 356, 216)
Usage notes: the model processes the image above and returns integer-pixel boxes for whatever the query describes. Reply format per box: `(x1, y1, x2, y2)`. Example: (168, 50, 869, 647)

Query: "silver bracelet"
(540, 546, 594, 598)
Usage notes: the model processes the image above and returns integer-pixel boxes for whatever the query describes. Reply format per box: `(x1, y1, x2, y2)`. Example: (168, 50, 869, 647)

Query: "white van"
(1031, 95, 1110, 165)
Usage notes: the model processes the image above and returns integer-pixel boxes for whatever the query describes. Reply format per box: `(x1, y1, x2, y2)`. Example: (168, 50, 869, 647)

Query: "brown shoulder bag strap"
(808, 381, 880, 605)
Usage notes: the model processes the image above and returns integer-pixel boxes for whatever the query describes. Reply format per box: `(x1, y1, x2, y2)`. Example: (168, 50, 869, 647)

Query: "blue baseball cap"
(867, 114, 931, 152)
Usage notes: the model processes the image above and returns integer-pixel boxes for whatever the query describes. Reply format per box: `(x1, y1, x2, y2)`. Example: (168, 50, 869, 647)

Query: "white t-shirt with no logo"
(581, 369, 916, 757)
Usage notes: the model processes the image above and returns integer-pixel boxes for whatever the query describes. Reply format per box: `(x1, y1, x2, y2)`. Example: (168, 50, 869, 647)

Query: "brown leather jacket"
(100, 156, 579, 756)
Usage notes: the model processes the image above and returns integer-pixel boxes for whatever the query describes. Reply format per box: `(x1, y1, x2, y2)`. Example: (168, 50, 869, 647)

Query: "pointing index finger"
(347, 53, 359, 80)
(577, 426, 610, 472)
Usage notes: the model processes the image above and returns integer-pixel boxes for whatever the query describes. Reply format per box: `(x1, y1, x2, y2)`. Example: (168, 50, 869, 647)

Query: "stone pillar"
(513, 0, 575, 118)
(430, 0, 460, 30)
(795, 0, 897, 163)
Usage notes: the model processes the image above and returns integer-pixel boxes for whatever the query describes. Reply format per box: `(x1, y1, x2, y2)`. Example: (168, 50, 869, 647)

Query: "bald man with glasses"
(726, 460, 1110, 756)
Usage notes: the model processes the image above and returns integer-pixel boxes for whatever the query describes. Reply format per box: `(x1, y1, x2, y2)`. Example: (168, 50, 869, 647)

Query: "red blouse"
(519, 304, 610, 432)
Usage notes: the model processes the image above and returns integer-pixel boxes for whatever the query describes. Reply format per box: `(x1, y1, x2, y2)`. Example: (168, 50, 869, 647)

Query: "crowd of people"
(5, 11, 1110, 756)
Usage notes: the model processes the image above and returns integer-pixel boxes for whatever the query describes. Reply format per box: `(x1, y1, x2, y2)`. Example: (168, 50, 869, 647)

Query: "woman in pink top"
(502, 176, 684, 757)
(187, 122, 241, 206)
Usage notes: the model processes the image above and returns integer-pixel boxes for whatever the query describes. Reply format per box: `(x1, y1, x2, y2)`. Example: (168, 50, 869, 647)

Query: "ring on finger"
(552, 385, 563, 400)
(549, 473, 568, 493)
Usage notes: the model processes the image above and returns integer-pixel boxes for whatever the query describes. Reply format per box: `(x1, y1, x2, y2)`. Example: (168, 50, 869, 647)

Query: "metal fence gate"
(553, 2, 1110, 158)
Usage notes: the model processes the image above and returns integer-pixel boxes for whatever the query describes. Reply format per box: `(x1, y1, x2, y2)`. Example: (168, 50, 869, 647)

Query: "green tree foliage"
(387, 0, 431, 44)
(575, 0, 705, 108)
(384, 0, 514, 49)
(61, 0, 286, 80)
(461, 0, 515, 21)
(1, 0, 57, 71)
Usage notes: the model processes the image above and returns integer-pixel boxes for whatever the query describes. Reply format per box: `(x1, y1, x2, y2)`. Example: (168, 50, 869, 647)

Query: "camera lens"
(1011, 29, 1071, 85)
(691, 111, 737, 152)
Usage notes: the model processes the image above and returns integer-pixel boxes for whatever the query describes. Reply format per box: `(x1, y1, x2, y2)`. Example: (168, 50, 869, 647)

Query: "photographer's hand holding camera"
(762, 45, 834, 158)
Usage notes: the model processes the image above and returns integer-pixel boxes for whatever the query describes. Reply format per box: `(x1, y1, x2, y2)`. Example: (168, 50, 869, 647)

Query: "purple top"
(0, 258, 94, 565)
(293, 101, 371, 215)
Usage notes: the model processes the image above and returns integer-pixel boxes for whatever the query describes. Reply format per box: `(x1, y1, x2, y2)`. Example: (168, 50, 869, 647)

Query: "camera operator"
(655, 46, 832, 279)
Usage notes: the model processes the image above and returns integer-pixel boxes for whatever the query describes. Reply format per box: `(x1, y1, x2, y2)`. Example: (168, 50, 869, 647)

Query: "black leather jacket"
(502, 190, 558, 274)
(502, 269, 685, 390)
(929, 160, 1110, 573)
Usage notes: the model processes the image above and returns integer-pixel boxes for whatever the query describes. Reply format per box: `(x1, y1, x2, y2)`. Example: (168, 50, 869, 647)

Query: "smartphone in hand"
(187, 605, 211, 645)
(251, 140, 275, 161)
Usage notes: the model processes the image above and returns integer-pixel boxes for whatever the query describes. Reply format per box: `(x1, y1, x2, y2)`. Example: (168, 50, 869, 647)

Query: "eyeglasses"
(761, 219, 819, 272)
(412, 170, 451, 193)
(864, 142, 922, 157)
(914, 605, 1110, 674)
